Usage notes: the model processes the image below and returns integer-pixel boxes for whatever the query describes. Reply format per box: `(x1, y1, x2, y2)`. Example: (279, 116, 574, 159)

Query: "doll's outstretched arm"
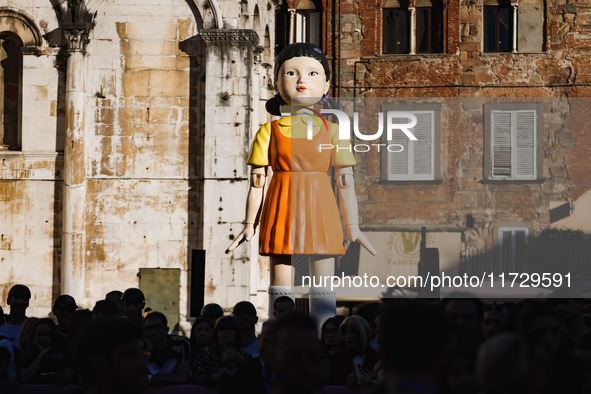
(336, 166, 377, 256)
(225, 166, 267, 254)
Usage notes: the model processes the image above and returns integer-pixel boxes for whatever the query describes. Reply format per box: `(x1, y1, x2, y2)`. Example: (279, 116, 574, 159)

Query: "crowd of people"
(1, 284, 591, 393)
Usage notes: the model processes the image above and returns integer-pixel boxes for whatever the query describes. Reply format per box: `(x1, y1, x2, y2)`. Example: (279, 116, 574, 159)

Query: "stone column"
(61, 26, 89, 302)
(199, 30, 264, 312)
(409, 7, 416, 55)
(512, 4, 518, 53)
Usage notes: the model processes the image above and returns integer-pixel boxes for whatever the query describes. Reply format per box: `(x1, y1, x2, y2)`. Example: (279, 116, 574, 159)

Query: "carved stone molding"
(200, 29, 259, 48)
(64, 29, 88, 51)
(63, 23, 91, 52)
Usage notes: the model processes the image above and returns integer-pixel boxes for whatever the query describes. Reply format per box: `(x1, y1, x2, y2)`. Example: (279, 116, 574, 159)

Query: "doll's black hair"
(266, 43, 331, 116)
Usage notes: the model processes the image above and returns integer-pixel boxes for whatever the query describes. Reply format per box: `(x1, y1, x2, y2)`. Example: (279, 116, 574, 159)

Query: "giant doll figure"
(226, 43, 375, 330)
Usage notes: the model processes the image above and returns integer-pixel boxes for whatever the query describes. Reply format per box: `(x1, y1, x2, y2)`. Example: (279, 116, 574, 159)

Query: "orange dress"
(247, 116, 356, 256)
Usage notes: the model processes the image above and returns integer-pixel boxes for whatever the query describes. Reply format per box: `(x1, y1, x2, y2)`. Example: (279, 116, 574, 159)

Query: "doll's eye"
(286, 71, 295, 76)
(309, 71, 318, 76)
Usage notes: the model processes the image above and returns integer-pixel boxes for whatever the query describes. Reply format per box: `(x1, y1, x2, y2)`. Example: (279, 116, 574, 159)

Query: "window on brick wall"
(275, 0, 322, 56)
(484, 4, 513, 52)
(0, 32, 22, 150)
(497, 226, 529, 271)
(381, 104, 441, 181)
(484, 0, 545, 53)
(383, 0, 443, 54)
(383, 7, 409, 54)
(416, 1, 444, 53)
(484, 103, 543, 181)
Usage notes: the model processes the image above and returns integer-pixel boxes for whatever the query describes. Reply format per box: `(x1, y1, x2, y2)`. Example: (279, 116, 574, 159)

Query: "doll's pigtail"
(265, 94, 287, 116)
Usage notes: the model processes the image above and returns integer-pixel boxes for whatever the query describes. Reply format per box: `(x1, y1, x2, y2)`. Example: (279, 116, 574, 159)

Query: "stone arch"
(253, 4, 261, 32)
(0, 8, 43, 47)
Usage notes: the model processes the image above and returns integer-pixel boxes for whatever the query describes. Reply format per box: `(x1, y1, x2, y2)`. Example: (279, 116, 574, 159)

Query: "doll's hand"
(347, 225, 377, 256)
(225, 224, 255, 253)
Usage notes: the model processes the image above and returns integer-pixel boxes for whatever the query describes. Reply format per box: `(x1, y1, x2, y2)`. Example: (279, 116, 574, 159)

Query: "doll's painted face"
(276, 56, 330, 107)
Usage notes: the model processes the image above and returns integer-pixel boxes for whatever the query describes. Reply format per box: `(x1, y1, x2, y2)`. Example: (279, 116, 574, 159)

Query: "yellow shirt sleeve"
(330, 122, 357, 167)
(246, 122, 272, 166)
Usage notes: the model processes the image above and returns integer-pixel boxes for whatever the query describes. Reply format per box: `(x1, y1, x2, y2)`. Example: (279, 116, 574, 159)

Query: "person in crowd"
(200, 303, 224, 327)
(547, 290, 591, 342)
(442, 296, 483, 343)
(219, 320, 277, 394)
(476, 333, 540, 394)
(330, 315, 379, 387)
(74, 318, 147, 394)
(482, 302, 512, 341)
(18, 317, 39, 352)
(105, 290, 125, 317)
(320, 316, 345, 356)
(67, 309, 93, 343)
(233, 301, 260, 357)
(357, 302, 381, 350)
(191, 315, 251, 386)
(0, 285, 31, 349)
(52, 295, 78, 336)
(121, 288, 145, 329)
(517, 300, 585, 393)
(143, 311, 190, 385)
(0, 343, 18, 388)
(445, 339, 480, 394)
(17, 318, 73, 384)
(273, 296, 295, 318)
(267, 311, 328, 394)
(373, 301, 448, 394)
(189, 317, 214, 360)
(93, 299, 119, 319)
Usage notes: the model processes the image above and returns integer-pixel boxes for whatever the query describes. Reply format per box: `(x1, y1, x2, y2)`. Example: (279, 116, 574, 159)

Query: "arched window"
(275, 0, 322, 55)
(0, 32, 22, 150)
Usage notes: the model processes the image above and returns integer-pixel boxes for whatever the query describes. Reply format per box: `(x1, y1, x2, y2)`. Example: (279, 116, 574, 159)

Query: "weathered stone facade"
(0, 0, 276, 321)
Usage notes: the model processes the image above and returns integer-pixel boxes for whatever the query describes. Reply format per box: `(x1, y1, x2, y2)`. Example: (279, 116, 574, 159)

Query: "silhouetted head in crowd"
(273, 296, 295, 318)
(379, 301, 448, 389)
(201, 303, 224, 326)
(93, 299, 119, 319)
(121, 288, 145, 321)
(442, 295, 483, 341)
(189, 317, 214, 356)
(213, 316, 241, 349)
(6, 284, 31, 322)
(233, 301, 258, 348)
(144, 311, 169, 347)
(258, 320, 276, 364)
(68, 308, 93, 342)
(19, 317, 39, 350)
(482, 302, 512, 341)
(340, 315, 371, 356)
(75, 318, 146, 394)
(446, 339, 480, 394)
(321, 316, 345, 353)
(476, 333, 539, 394)
(356, 302, 381, 336)
(517, 300, 562, 368)
(105, 290, 124, 316)
(267, 311, 327, 394)
(52, 294, 78, 334)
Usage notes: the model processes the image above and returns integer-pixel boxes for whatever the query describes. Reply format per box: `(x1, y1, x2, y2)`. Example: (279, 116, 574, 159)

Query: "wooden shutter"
(388, 115, 410, 180)
(514, 110, 536, 179)
(491, 111, 512, 177)
(412, 111, 434, 178)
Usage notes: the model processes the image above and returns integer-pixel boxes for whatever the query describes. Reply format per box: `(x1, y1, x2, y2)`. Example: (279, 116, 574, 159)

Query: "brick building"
(276, 0, 591, 292)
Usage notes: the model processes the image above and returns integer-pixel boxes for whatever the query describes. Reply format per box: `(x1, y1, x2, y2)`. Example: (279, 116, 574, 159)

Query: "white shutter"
(514, 110, 536, 179)
(491, 111, 512, 177)
(412, 111, 434, 178)
(388, 116, 410, 180)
